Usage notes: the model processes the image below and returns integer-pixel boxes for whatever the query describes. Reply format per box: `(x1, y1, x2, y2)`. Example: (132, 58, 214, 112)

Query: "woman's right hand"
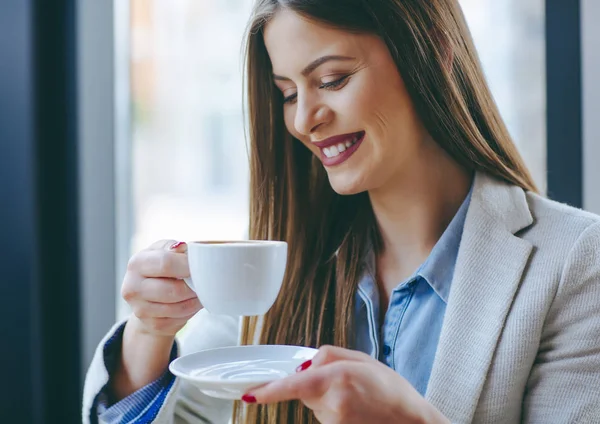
(121, 239, 202, 338)
(110, 240, 201, 401)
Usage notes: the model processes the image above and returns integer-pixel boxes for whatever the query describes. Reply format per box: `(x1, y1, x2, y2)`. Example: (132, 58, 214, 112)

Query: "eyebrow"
(273, 55, 356, 81)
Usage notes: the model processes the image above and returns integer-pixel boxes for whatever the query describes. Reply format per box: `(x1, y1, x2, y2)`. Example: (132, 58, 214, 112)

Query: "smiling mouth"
(314, 131, 366, 166)
(322, 132, 363, 158)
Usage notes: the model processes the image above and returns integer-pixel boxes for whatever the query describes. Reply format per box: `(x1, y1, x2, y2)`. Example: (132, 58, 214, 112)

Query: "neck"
(368, 143, 472, 294)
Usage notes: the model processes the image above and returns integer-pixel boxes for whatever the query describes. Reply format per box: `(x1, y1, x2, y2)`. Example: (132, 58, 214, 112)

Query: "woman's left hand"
(243, 345, 450, 424)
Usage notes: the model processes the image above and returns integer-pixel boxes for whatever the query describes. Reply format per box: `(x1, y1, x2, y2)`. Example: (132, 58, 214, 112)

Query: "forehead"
(263, 9, 369, 74)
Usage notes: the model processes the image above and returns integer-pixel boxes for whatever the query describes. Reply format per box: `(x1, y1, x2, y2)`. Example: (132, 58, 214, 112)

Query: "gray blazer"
(82, 172, 600, 423)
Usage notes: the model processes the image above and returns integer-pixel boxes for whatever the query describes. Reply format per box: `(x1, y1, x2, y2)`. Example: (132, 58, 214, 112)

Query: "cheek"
(334, 82, 372, 121)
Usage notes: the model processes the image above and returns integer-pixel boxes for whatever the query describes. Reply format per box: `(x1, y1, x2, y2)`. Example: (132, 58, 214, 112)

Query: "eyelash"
(283, 75, 351, 104)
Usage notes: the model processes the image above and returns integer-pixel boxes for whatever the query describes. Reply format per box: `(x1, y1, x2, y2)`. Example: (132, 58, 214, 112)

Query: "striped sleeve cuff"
(94, 322, 179, 423)
(97, 371, 176, 424)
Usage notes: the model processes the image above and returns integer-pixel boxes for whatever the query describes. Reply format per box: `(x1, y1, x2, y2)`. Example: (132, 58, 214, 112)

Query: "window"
(461, 0, 546, 190)
(117, 0, 546, 320)
(117, 0, 254, 319)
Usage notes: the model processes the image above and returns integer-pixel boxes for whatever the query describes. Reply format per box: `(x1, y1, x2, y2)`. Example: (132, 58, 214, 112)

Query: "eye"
(281, 74, 351, 105)
(319, 75, 351, 90)
(283, 92, 298, 104)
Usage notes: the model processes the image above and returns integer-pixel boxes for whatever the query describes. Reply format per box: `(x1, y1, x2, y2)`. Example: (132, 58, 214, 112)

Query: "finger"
(311, 345, 373, 367)
(128, 249, 190, 278)
(142, 313, 198, 335)
(133, 296, 201, 319)
(122, 275, 196, 304)
(138, 278, 197, 303)
(148, 239, 188, 252)
(247, 366, 330, 404)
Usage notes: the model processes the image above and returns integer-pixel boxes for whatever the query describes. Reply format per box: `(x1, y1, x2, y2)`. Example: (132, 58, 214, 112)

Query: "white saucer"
(169, 345, 318, 399)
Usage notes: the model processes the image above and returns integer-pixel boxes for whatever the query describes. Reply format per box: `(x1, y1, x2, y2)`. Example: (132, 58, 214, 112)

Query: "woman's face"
(263, 9, 430, 195)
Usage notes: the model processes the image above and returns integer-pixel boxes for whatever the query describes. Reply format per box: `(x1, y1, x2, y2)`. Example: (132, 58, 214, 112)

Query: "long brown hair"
(235, 1, 537, 422)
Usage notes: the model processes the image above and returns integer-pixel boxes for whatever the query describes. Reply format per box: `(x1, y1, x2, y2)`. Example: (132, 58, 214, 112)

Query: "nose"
(293, 92, 333, 136)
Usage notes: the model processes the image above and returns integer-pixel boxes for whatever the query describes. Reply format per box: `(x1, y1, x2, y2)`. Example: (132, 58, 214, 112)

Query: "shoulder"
(522, 191, 600, 253)
(523, 192, 600, 296)
(526, 191, 600, 230)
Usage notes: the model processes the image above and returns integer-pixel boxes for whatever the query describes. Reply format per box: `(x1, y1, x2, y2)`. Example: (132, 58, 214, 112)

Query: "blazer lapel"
(425, 173, 534, 422)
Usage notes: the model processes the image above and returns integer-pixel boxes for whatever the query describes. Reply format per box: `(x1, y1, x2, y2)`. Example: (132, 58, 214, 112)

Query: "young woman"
(83, 1, 600, 423)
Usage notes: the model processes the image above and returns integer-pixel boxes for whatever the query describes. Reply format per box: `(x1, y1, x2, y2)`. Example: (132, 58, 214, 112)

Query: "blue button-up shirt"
(96, 188, 472, 421)
(354, 187, 472, 395)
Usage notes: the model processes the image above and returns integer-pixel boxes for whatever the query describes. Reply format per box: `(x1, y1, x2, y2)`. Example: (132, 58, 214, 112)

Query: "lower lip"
(320, 133, 365, 167)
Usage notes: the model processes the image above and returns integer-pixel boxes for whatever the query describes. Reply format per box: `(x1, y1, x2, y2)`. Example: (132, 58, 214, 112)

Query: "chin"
(327, 175, 367, 196)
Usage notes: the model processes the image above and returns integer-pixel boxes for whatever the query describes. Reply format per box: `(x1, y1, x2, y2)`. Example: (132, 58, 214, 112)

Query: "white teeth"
(322, 133, 363, 159)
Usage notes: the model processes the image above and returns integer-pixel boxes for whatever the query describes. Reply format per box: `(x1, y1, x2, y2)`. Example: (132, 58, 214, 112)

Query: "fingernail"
(296, 359, 312, 373)
(170, 241, 186, 250)
(241, 394, 257, 403)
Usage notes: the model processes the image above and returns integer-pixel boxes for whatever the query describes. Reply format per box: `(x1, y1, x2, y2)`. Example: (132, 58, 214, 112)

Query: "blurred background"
(120, 0, 549, 320)
(1, 0, 599, 422)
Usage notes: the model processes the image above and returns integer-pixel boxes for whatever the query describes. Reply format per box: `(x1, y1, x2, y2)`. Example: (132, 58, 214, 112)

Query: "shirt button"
(383, 345, 391, 356)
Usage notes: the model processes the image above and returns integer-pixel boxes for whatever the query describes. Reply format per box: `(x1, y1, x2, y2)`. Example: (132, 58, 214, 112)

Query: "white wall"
(582, 0, 600, 214)
(77, 0, 118, 377)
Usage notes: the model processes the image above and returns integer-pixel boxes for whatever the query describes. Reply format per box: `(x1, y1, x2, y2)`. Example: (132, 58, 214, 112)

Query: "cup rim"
(187, 240, 287, 247)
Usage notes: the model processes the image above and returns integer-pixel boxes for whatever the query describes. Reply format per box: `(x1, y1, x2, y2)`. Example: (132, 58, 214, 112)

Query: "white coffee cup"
(184, 240, 287, 316)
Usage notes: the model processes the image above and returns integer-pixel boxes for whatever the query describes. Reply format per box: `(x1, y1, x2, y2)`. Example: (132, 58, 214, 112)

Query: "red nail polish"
(170, 241, 186, 250)
(296, 359, 312, 372)
(241, 394, 257, 403)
